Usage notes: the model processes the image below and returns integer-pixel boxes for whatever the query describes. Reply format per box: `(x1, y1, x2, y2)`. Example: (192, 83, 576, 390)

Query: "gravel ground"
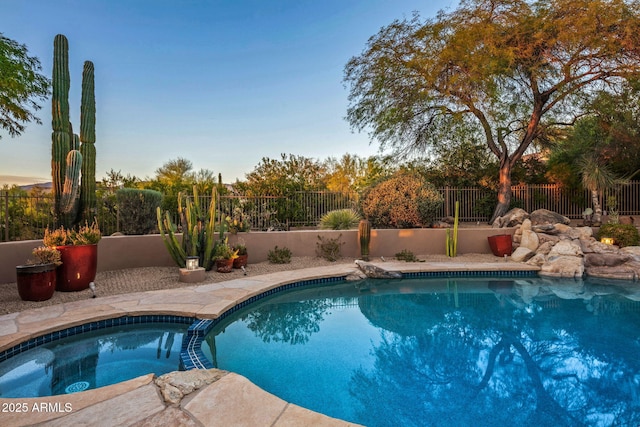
(0, 253, 498, 316)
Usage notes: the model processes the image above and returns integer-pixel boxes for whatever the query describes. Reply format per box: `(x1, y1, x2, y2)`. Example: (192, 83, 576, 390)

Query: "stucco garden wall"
(0, 227, 514, 284)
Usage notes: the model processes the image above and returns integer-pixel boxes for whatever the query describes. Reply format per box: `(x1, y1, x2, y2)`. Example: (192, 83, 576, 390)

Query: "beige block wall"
(0, 228, 514, 284)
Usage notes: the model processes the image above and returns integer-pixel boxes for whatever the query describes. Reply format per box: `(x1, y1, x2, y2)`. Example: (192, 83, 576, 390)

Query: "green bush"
(395, 249, 418, 262)
(361, 172, 443, 228)
(319, 209, 361, 230)
(267, 245, 292, 264)
(116, 188, 163, 235)
(316, 234, 344, 261)
(597, 223, 640, 247)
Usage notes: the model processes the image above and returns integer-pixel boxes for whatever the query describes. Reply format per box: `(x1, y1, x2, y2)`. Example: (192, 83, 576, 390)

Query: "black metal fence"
(2, 183, 639, 242)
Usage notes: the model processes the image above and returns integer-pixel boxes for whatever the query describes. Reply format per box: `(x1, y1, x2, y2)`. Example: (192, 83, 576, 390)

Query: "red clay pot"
(233, 254, 248, 269)
(16, 263, 57, 301)
(487, 235, 513, 257)
(55, 244, 98, 292)
(216, 258, 234, 273)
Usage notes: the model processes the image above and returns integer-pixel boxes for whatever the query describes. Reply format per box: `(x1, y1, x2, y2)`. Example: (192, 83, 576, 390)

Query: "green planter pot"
(16, 263, 57, 301)
(55, 244, 98, 292)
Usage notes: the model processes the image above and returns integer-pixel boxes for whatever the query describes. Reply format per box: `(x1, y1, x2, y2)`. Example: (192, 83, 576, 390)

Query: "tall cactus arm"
(156, 207, 186, 267)
(202, 190, 217, 271)
(60, 150, 82, 214)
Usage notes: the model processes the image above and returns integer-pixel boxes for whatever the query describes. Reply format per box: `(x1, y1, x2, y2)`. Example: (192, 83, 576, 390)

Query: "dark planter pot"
(233, 254, 248, 269)
(216, 258, 234, 273)
(16, 263, 57, 301)
(56, 244, 98, 292)
(487, 234, 513, 257)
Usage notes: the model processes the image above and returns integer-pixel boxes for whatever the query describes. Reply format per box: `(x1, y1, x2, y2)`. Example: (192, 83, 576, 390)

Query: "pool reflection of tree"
(242, 299, 334, 345)
(350, 286, 640, 427)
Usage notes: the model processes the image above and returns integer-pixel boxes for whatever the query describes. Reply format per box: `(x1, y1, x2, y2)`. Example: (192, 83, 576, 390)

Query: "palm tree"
(577, 155, 625, 225)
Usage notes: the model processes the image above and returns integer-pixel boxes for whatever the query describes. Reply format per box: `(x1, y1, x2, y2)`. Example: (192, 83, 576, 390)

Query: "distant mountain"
(19, 182, 53, 192)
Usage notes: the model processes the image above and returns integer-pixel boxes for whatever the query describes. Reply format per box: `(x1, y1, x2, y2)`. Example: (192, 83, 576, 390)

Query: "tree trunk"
(591, 189, 602, 224)
(489, 160, 513, 224)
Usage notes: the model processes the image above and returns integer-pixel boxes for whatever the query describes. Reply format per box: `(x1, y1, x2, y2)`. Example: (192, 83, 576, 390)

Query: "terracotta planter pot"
(233, 254, 248, 269)
(216, 258, 234, 273)
(487, 234, 513, 257)
(16, 263, 57, 301)
(56, 244, 98, 292)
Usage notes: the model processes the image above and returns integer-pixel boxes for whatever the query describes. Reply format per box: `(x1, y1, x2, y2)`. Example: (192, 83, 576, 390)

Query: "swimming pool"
(0, 317, 191, 398)
(200, 276, 640, 427)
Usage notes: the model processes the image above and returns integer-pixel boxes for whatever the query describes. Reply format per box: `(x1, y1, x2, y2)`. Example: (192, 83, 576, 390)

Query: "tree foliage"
(0, 33, 50, 139)
(344, 0, 640, 222)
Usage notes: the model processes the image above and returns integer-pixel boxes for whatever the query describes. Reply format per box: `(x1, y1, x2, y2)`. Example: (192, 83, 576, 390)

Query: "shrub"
(319, 209, 361, 230)
(268, 246, 292, 264)
(116, 188, 163, 235)
(316, 234, 344, 261)
(395, 249, 418, 262)
(361, 172, 443, 228)
(597, 223, 640, 247)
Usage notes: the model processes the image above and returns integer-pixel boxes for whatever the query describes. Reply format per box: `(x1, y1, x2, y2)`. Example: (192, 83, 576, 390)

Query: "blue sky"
(0, 0, 456, 185)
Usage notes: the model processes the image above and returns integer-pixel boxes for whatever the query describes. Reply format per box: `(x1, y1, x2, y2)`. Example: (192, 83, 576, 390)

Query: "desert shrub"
(316, 234, 344, 261)
(361, 172, 443, 228)
(116, 188, 163, 235)
(268, 246, 292, 264)
(395, 249, 418, 262)
(597, 223, 640, 247)
(319, 209, 361, 230)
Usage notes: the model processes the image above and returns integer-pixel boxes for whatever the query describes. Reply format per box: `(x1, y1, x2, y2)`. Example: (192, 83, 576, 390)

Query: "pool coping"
(0, 260, 539, 426)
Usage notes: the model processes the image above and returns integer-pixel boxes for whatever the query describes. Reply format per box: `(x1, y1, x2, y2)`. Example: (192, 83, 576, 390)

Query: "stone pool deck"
(0, 261, 537, 427)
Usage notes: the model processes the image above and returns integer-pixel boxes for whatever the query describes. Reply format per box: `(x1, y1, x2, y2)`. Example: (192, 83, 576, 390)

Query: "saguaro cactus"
(80, 61, 96, 221)
(51, 34, 71, 224)
(358, 219, 371, 261)
(50, 35, 96, 228)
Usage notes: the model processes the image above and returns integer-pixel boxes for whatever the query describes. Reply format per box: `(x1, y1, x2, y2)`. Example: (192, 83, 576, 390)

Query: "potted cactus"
(16, 247, 62, 301)
(232, 240, 248, 269)
(44, 221, 101, 292)
(213, 238, 239, 273)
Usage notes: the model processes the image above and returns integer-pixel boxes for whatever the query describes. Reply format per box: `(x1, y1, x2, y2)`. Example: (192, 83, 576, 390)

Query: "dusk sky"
(0, 0, 456, 186)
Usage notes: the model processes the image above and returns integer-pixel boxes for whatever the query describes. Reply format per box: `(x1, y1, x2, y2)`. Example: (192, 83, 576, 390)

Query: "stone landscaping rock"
(511, 246, 534, 262)
(584, 253, 631, 267)
(530, 209, 571, 226)
(509, 208, 640, 280)
(492, 208, 529, 228)
(548, 240, 583, 257)
(355, 260, 402, 279)
(540, 255, 585, 278)
(520, 229, 540, 251)
(155, 369, 229, 406)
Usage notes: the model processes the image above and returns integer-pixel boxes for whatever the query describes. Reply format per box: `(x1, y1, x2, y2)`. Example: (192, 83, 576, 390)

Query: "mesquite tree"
(344, 0, 640, 223)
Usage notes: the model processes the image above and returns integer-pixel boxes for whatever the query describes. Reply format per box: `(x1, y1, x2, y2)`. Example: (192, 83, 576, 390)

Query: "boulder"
(355, 260, 402, 279)
(511, 246, 534, 262)
(535, 241, 555, 255)
(539, 255, 585, 278)
(584, 253, 631, 267)
(548, 240, 583, 257)
(620, 246, 640, 259)
(520, 229, 540, 251)
(530, 209, 571, 226)
(525, 253, 547, 266)
(492, 208, 529, 228)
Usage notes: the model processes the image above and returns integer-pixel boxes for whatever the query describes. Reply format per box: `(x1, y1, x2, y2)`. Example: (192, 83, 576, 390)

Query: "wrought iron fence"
(3, 183, 640, 242)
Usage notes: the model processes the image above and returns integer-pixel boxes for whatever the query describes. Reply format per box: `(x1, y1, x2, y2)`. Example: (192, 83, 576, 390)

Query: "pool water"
(201, 277, 640, 427)
(0, 323, 186, 398)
